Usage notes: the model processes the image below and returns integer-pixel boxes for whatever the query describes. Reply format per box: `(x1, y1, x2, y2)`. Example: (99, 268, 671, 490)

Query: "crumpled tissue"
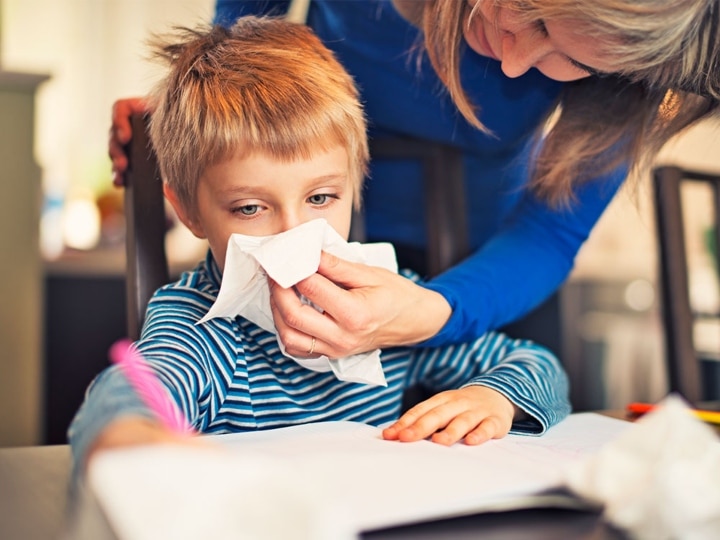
(564, 394, 720, 539)
(199, 219, 397, 386)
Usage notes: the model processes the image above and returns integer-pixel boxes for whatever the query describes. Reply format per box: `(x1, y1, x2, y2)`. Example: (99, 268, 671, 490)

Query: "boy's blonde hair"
(147, 16, 368, 216)
(408, 0, 719, 206)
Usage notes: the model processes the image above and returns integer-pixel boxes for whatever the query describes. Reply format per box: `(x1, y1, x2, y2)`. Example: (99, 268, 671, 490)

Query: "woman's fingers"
(268, 280, 340, 358)
(270, 252, 452, 358)
(294, 254, 385, 335)
(109, 133, 130, 186)
(109, 97, 150, 186)
(111, 97, 149, 143)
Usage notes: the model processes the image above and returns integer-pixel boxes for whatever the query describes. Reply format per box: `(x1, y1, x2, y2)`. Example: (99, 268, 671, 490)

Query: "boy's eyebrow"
(302, 172, 350, 184)
(218, 174, 350, 196)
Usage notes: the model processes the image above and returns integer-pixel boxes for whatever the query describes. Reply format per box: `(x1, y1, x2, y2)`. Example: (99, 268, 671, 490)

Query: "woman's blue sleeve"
(213, 0, 290, 25)
(422, 166, 627, 347)
(213, 0, 628, 350)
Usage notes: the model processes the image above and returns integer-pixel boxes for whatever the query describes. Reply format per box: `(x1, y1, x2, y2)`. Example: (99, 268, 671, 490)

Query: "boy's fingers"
(430, 412, 485, 446)
(382, 399, 437, 439)
(395, 403, 461, 442)
(463, 422, 495, 446)
(385, 387, 514, 446)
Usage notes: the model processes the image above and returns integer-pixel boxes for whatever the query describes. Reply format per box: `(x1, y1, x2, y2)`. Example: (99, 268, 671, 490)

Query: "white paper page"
(87, 413, 632, 539)
(213, 413, 631, 531)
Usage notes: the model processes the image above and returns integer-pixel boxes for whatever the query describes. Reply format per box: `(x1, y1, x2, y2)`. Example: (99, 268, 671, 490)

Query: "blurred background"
(0, 0, 718, 447)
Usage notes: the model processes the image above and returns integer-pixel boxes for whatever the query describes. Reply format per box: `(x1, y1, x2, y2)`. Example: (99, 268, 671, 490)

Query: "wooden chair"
(123, 114, 168, 340)
(123, 114, 568, 411)
(122, 113, 470, 338)
(367, 136, 469, 276)
(652, 165, 720, 405)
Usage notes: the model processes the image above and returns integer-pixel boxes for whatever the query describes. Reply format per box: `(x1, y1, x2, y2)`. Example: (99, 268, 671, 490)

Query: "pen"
(110, 339, 193, 434)
(627, 402, 720, 425)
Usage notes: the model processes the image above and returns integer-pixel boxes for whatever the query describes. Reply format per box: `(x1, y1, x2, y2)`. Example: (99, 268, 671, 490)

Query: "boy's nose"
(278, 211, 305, 234)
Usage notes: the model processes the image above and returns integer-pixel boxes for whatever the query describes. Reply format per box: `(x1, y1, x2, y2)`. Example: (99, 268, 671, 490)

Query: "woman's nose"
(499, 26, 551, 78)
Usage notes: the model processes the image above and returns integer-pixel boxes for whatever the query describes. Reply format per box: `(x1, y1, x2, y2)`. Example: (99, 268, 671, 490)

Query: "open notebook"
(85, 413, 631, 540)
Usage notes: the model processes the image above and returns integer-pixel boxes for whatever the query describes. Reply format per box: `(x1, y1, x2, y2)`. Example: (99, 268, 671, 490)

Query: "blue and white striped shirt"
(69, 251, 571, 467)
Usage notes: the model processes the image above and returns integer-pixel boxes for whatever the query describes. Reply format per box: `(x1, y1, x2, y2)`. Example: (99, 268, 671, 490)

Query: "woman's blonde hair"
(148, 16, 368, 216)
(410, 0, 720, 206)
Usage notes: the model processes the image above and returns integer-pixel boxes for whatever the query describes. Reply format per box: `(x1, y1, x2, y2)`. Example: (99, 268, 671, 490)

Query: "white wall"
(1, 0, 213, 202)
(3, 0, 719, 278)
(0, 0, 213, 446)
(569, 119, 720, 408)
(573, 120, 720, 282)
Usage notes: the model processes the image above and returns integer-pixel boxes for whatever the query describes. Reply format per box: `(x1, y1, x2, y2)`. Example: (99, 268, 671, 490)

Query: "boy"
(69, 16, 570, 468)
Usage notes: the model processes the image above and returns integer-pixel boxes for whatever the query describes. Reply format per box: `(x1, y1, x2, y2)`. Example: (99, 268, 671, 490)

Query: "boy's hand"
(87, 416, 202, 465)
(382, 386, 519, 446)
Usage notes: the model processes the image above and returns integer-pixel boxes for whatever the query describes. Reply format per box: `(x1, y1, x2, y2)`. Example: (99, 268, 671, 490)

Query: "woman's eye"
(234, 205, 259, 216)
(534, 19, 549, 37)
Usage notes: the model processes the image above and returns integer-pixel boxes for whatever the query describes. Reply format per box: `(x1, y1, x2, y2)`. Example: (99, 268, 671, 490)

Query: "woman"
(110, 0, 719, 359)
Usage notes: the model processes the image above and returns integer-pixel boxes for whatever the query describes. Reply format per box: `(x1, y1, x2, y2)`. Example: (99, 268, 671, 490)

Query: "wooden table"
(0, 434, 628, 540)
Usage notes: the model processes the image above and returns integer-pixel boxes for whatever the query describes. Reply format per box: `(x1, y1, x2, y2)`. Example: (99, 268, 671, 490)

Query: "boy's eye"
(308, 194, 330, 205)
(234, 204, 259, 216)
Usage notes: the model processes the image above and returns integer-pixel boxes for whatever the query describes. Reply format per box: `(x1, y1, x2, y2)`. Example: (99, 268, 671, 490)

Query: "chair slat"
(124, 113, 170, 340)
(652, 165, 720, 404)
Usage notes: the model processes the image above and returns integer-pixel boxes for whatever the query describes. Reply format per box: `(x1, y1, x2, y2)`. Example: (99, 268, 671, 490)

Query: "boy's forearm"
(465, 346, 571, 434)
(464, 376, 568, 435)
(67, 367, 154, 473)
(87, 416, 185, 463)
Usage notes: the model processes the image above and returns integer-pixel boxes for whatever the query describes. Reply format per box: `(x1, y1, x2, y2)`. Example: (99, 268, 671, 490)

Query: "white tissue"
(564, 394, 720, 540)
(199, 219, 397, 386)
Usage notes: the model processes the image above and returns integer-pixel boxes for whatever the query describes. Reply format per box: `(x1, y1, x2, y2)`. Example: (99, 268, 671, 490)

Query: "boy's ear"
(163, 184, 206, 239)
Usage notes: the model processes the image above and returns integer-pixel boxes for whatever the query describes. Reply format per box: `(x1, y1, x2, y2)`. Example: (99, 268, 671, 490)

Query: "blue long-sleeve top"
(214, 0, 627, 346)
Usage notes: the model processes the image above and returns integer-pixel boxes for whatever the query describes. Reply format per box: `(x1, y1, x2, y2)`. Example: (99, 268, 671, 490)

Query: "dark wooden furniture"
(123, 114, 169, 340)
(652, 165, 720, 404)
(367, 136, 469, 276)
(41, 115, 568, 445)
(122, 115, 471, 336)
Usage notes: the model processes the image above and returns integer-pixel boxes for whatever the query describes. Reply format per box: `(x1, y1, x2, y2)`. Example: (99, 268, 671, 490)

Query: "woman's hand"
(382, 386, 519, 446)
(109, 97, 150, 186)
(269, 251, 452, 358)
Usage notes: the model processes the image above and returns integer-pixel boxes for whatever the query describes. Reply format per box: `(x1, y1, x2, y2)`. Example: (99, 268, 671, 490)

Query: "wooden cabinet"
(43, 270, 127, 445)
(0, 71, 49, 446)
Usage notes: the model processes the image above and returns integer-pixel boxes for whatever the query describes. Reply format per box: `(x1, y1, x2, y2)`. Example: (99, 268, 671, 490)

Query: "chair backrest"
(124, 113, 169, 340)
(652, 165, 720, 404)
(367, 136, 469, 276)
(122, 114, 470, 338)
